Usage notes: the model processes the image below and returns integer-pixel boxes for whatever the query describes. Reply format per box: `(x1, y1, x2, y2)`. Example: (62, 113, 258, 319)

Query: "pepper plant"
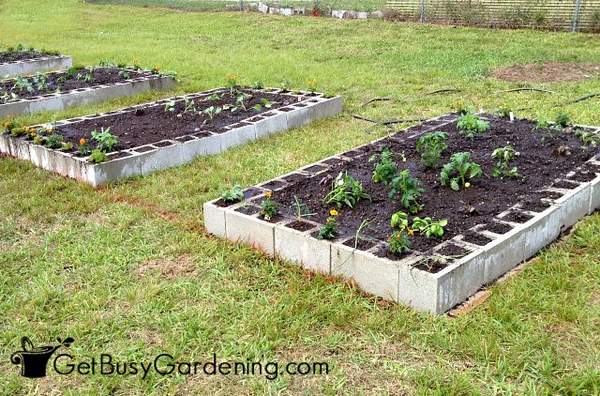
(440, 152, 482, 191)
(416, 131, 448, 168)
(389, 170, 424, 214)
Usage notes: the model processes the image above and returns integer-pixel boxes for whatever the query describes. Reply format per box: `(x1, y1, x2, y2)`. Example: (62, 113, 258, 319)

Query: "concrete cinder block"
(203, 202, 227, 238)
(253, 111, 288, 138)
(274, 223, 330, 274)
(0, 56, 72, 79)
(219, 125, 257, 151)
(553, 184, 592, 229)
(225, 210, 275, 256)
(436, 252, 486, 313)
(331, 244, 402, 302)
(285, 105, 317, 129)
(588, 174, 600, 214)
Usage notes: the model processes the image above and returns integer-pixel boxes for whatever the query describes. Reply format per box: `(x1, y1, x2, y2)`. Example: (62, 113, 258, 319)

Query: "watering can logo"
(10, 336, 74, 378)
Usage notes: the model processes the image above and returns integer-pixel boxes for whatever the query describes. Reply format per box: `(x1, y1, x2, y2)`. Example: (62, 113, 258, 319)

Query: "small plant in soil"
(88, 149, 107, 163)
(45, 134, 64, 150)
(32, 73, 48, 91)
(292, 195, 314, 219)
(416, 131, 448, 168)
(13, 76, 34, 93)
(324, 171, 370, 209)
(221, 185, 244, 203)
(164, 100, 176, 113)
(492, 144, 520, 179)
(225, 73, 240, 92)
(389, 170, 424, 214)
(280, 79, 291, 92)
(412, 216, 447, 239)
(91, 127, 118, 152)
(574, 129, 600, 148)
(253, 98, 273, 112)
(555, 111, 572, 128)
(183, 98, 197, 113)
(307, 79, 318, 94)
(260, 191, 278, 221)
(535, 117, 551, 130)
(317, 209, 338, 240)
(78, 138, 92, 156)
(203, 106, 222, 121)
(389, 211, 412, 254)
(370, 147, 398, 184)
(496, 105, 513, 119)
(440, 152, 482, 191)
(457, 113, 489, 139)
(252, 81, 264, 89)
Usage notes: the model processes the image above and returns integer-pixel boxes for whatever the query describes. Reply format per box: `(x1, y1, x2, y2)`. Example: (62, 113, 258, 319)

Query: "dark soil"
(491, 62, 600, 83)
(0, 67, 150, 104)
(0, 49, 57, 63)
(267, 115, 599, 257)
(53, 89, 300, 152)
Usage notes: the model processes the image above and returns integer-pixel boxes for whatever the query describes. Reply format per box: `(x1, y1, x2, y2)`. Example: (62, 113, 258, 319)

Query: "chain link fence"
(385, 0, 600, 32)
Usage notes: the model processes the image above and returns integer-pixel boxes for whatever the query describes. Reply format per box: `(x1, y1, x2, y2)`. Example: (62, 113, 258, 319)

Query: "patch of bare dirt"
(136, 254, 197, 279)
(491, 62, 600, 82)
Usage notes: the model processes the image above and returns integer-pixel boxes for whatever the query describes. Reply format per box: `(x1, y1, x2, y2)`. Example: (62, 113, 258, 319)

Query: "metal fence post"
(419, 0, 426, 22)
(572, 0, 583, 32)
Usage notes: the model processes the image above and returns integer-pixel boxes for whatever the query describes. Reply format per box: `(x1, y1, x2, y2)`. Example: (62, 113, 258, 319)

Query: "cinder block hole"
(504, 211, 534, 223)
(278, 107, 293, 112)
(483, 221, 513, 235)
(294, 103, 307, 108)
(437, 244, 471, 258)
(543, 191, 564, 200)
(519, 199, 552, 213)
(286, 220, 315, 232)
(260, 180, 287, 191)
(175, 135, 195, 143)
(248, 116, 264, 122)
(134, 146, 156, 153)
(552, 180, 580, 189)
(106, 151, 132, 160)
(282, 173, 308, 184)
(303, 164, 328, 174)
(235, 205, 261, 216)
(372, 245, 412, 261)
(462, 232, 493, 246)
(322, 158, 344, 166)
(414, 258, 447, 274)
(193, 131, 212, 138)
(243, 188, 263, 199)
(342, 238, 377, 251)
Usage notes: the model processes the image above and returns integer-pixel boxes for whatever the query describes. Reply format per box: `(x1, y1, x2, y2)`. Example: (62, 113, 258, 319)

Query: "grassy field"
(1, 0, 600, 394)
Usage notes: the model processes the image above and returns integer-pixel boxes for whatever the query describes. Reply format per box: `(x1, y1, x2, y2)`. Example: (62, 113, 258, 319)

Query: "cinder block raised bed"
(203, 113, 600, 314)
(0, 88, 342, 186)
(0, 55, 73, 79)
(0, 68, 175, 117)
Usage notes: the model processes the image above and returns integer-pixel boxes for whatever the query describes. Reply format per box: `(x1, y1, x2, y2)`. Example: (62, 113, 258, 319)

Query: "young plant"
(118, 70, 131, 79)
(370, 147, 397, 184)
(13, 76, 34, 93)
(45, 134, 64, 149)
(317, 209, 338, 240)
(260, 191, 278, 221)
(324, 171, 370, 209)
(457, 113, 489, 139)
(306, 79, 318, 93)
(235, 93, 250, 110)
(575, 129, 600, 147)
(492, 144, 520, 178)
(280, 79, 291, 92)
(253, 98, 273, 112)
(292, 195, 313, 219)
(440, 152, 482, 191)
(221, 185, 244, 203)
(415, 131, 448, 168)
(32, 73, 48, 91)
(183, 98, 197, 113)
(389, 170, 424, 214)
(225, 73, 240, 93)
(78, 138, 92, 156)
(388, 211, 412, 254)
(164, 100, 176, 112)
(411, 217, 447, 239)
(88, 149, 107, 163)
(252, 81, 264, 89)
(203, 106, 222, 121)
(91, 127, 118, 153)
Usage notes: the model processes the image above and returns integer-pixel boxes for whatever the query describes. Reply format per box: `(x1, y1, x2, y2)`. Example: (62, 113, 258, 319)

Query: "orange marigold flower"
(264, 191, 273, 198)
(329, 209, 338, 217)
(79, 138, 87, 145)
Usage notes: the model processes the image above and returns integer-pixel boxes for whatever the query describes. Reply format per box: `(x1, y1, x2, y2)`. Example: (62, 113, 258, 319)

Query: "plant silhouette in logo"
(10, 336, 74, 378)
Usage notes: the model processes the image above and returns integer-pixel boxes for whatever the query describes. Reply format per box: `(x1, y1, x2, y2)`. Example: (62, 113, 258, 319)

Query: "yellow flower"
(79, 138, 87, 145)
(329, 209, 338, 217)
(465, 182, 471, 188)
(407, 228, 414, 237)
(154, 65, 161, 71)
(264, 191, 273, 198)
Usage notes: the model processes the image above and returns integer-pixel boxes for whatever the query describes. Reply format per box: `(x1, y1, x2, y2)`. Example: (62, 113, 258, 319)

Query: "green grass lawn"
(1, 0, 600, 394)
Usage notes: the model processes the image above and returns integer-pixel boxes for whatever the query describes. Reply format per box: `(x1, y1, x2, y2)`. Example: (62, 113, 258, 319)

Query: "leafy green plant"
(416, 131, 448, 168)
(260, 191, 278, 221)
(235, 93, 250, 110)
(292, 195, 313, 219)
(253, 98, 273, 112)
(164, 100, 176, 112)
(45, 134, 64, 149)
(221, 185, 244, 203)
(280, 79, 291, 92)
(252, 81, 264, 89)
(492, 145, 520, 178)
(306, 79, 318, 93)
(389, 170, 424, 214)
(555, 111, 572, 128)
(370, 147, 397, 184)
(535, 117, 551, 130)
(203, 106, 222, 121)
(412, 217, 447, 239)
(440, 152, 482, 191)
(88, 149, 107, 163)
(13, 76, 34, 93)
(225, 73, 239, 93)
(91, 127, 118, 152)
(317, 209, 339, 240)
(183, 98, 197, 113)
(118, 70, 131, 79)
(575, 129, 600, 147)
(324, 171, 370, 209)
(78, 138, 92, 156)
(32, 73, 48, 91)
(457, 113, 489, 139)
(389, 211, 411, 254)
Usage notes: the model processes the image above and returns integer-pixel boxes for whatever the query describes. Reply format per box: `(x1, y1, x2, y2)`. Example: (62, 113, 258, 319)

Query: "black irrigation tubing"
(494, 87, 556, 94)
(352, 114, 430, 126)
(515, 92, 600, 111)
(424, 88, 463, 96)
(361, 97, 392, 107)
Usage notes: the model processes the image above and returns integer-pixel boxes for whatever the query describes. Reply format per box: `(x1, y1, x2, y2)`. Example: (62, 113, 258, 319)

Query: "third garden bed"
(204, 112, 600, 314)
(0, 45, 72, 79)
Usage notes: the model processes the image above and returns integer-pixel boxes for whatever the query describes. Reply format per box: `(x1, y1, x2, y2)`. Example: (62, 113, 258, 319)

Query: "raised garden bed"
(0, 66, 175, 117)
(0, 46, 72, 79)
(204, 113, 600, 314)
(0, 87, 342, 186)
